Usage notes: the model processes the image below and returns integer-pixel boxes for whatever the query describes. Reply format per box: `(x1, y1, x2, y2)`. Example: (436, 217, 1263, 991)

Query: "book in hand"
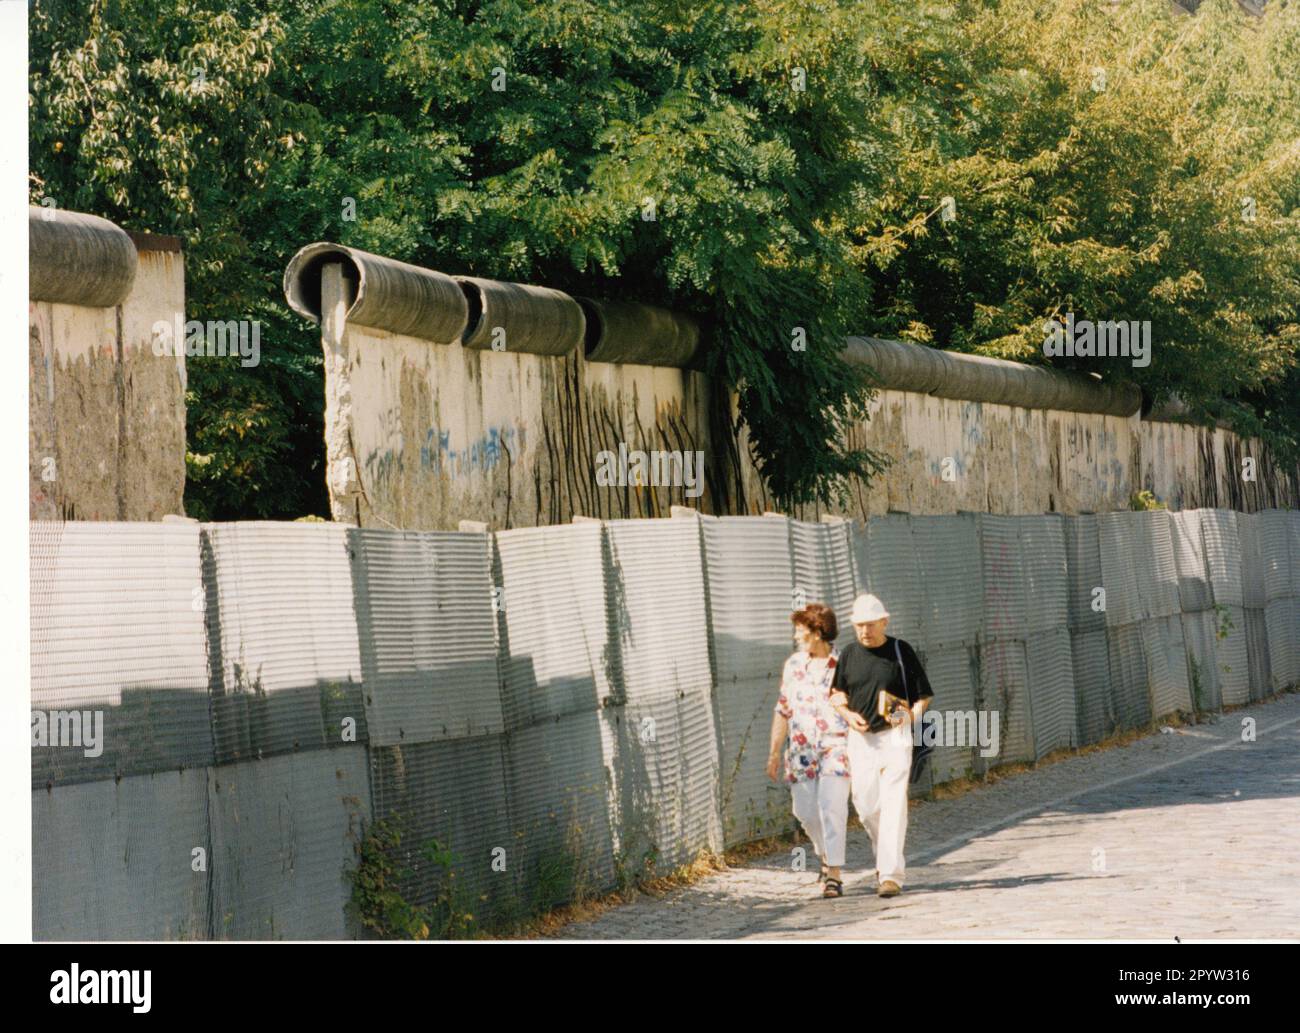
(877, 690, 909, 721)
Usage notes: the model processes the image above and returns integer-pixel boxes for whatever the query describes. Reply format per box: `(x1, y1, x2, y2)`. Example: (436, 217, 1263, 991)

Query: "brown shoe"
(878, 881, 902, 898)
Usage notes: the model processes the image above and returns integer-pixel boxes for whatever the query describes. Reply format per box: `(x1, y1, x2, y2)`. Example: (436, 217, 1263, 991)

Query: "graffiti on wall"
(363, 424, 527, 493)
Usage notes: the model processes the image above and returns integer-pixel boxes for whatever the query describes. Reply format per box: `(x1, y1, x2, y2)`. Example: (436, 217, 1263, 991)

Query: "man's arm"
(902, 641, 933, 724)
(830, 657, 868, 731)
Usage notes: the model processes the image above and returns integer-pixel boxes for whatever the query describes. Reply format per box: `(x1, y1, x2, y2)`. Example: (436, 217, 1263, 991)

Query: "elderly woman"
(766, 603, 851, 898)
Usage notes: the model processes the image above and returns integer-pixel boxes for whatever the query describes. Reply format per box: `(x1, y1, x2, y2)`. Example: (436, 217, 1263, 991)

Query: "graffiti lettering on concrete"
(363, 447, 403, 487)
(364, 425, 526, 488)
(420, 424, 525, 479)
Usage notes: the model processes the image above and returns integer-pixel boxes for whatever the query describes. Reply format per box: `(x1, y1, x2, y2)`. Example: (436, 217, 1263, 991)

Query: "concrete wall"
(328, 321, 720, 528)
(29, 215, 187, 521)
(284, 242, 1298, 531)
(756, 392, 1298, 523)
(26, 217, 1295, 528)
(319, 326, 1298, 530)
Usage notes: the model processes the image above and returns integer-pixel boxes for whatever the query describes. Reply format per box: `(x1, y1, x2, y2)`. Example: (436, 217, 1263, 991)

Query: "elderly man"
(830, 593, 933, 897)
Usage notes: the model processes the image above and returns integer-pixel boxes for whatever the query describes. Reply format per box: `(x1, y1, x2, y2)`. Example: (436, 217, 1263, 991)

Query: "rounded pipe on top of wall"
(937, 350, 1025, 407)
(1144, 393, 1235, 430)
(455, 276, 586, 356)
(844, 335, 1142, 417)
(849, 335, 954, 394)
(577, 298, 701, 368)
(283, 242, 468, 343)
(29, 207, 138, 309)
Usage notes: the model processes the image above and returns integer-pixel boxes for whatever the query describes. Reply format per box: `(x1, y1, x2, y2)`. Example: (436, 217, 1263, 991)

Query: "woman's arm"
(829, 691, 868, 732)
(766, 711, 789, 781)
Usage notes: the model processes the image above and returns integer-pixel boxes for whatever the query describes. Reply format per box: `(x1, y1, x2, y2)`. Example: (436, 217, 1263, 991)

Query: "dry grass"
(722, 828, 804, 866)
(498, 831, 816, 939)
(513, 887, 637, 939)
(496, 849, 735, 940)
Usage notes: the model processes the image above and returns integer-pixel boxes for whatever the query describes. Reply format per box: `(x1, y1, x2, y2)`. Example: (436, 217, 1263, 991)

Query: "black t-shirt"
(832, 637, 933, 733)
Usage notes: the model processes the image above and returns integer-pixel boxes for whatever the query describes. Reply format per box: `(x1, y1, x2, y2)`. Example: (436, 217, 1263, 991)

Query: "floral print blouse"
(774, 649, 850, 783)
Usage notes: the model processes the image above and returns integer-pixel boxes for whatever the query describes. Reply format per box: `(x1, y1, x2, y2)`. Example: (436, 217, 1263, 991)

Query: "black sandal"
(822, 877, 843, 898)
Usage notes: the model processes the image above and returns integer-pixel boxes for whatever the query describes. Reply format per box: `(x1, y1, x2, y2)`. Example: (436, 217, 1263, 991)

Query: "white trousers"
(790, 776, 851, 868)
(847, 725, 912, 885)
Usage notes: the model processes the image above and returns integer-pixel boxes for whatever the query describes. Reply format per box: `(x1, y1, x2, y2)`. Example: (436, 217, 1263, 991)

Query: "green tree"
(30, 0, 326, 519)
(266, 0, 917, 505)
(30, 0, 1300, 517)
(852, 0, 1300, 456)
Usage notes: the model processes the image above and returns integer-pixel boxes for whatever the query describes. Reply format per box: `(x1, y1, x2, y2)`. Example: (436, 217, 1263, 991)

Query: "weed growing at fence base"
(347, 816, 476, 939)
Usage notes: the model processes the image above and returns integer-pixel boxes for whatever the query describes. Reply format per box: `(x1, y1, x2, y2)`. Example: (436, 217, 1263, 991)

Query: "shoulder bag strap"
(894, 638, 908, 700)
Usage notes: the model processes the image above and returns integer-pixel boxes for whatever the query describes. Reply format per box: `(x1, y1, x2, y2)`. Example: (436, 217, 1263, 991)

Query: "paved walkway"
(553, 693, 1300, 939)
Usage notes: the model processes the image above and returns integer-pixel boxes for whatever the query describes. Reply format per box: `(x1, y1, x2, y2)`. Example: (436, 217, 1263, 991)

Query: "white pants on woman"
(790, 775, 851, 868)
(847, 723, 913, 885)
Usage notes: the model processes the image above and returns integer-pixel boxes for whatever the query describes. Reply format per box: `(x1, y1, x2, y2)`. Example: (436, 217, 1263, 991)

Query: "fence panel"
(1099, 512, 1144, 628)
(702, 517, 797, 845)
(1264, 599, 1297, 689)
(1065, 514, 1105, 633)
(32, 769, 210, 940)
(1291, 511, 1300, 596)
(502, 709, 619, 911)
(367, 736, 513, 925)
(923, 646, 978, 782)
(1244, 609, 1273, 702)
(606, 518, 722, 866)
(1215, 605, 1251, 706)
(493, 522, 614, 730)
(977, 514, 1026, 644)
(1142, 616, 1193, 718)
(978, 639, 1034, 766)
(350, 528, 501, 745)
(868, 514, 929, 650)
(1106, 623, 1152, 730)
(702, 515, 795, 683)
(1181, 610, 1223, 713)
(1170, 510, 1213, 613)
(203, 522, 364, 763)
(1025, 628, 1077, 756)
(1021, 515, 1069, 636)
(1238, 513, 1266, 611)
(1136, 511, 1182, 620)
(1257, 510, 1292, 604)
(1070, 629, 1113, 745)
(207, 746, 370, 939)
(31, 521, 211, 787)
(912, 514, 982, 649)
(1202, 510, 1244, 609)
(789, 518, 857, 648)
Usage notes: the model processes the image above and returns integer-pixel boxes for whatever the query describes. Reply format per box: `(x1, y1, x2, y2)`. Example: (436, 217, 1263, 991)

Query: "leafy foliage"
(29, 0, 1300, 516)
(346, 816, 479, 939)
(852, 0, 1300, 458)
(30, 0, 324, 519)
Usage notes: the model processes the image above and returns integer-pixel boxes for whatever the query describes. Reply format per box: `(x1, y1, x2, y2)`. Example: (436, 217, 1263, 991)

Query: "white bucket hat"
(849, 593, 890, 624)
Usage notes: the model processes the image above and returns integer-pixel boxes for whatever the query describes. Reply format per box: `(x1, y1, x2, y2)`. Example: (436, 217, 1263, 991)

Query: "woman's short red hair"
(791, 603, 838, 643)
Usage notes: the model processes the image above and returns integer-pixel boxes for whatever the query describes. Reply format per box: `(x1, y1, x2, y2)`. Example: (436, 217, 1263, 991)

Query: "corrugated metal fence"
(31, 508, 1298, 938)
